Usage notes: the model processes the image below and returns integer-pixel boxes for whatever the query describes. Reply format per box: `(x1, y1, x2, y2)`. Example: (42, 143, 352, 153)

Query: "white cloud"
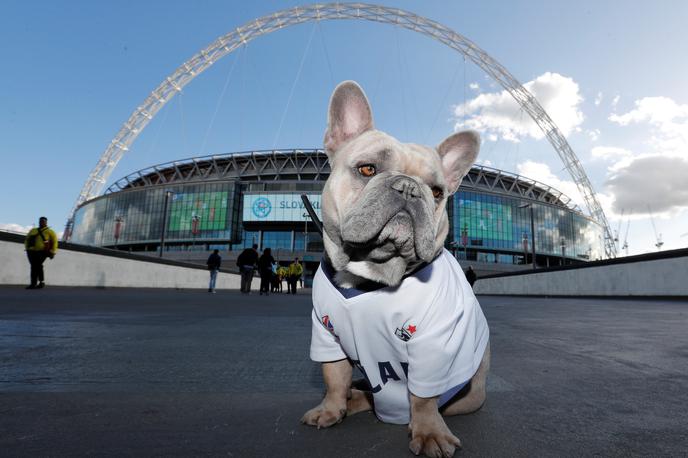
(605, 155, 688, 215)
(611, 95, 620, 109)
(454, 72, 584, 142)
(597, 95, 688, 218)
(0, 223, 33, 234)
(587, 129, 601, 142)
(469, 82, 480, 91)
(609, 96, 688, 153)
(609, 96, 688, 126)
(0, 223, 62, 239)
(594, 92, 603, 106)
(591, 146, 633, 161)
(516, 160, 584, 207)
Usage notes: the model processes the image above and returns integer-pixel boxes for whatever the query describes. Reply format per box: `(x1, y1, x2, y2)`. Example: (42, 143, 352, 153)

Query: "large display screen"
(169, 191, 228, 231)
(243, 193, 322, 222)
(457, 198, 514, 241)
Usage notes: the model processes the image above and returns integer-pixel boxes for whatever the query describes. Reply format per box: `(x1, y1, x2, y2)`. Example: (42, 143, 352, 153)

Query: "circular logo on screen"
(252, 197, 272, 218)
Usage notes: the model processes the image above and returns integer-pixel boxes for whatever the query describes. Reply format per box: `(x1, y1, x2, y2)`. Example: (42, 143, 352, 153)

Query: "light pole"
(522, 232, 529, 265)
(461, 224, 469, 260)
(159, 190, 173, 257)
(519, 203, 536, 270)
(114, 216, 124, 249)
(302, 212, 309, 254)
(191, 214, 200, 250)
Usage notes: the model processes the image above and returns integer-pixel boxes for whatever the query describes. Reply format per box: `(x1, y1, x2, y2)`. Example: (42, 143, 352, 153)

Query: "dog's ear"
(437, 130, 480, 195)
(324, 81, 374, 157)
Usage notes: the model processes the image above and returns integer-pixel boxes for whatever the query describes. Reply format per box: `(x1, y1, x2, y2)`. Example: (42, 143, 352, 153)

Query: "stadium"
(63, 4, 617, 282)
(68, 148, 606, 281)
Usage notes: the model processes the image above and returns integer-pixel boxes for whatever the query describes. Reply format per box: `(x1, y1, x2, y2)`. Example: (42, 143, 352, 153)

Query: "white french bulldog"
(302, 81, 490, 458)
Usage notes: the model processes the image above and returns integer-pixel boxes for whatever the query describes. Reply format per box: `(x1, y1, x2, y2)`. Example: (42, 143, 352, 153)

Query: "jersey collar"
(320, 252, 440, 300)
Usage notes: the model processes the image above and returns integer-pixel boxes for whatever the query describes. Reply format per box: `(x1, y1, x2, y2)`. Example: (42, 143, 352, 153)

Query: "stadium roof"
(103, 149, 582, 213)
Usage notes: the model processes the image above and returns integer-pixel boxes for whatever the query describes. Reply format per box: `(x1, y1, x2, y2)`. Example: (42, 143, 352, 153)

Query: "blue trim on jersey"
(437, 380, 469, 408)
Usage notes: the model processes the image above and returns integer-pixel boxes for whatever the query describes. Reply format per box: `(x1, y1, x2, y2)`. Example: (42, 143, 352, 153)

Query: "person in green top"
(287, 257, 304, 295)
(24, 216, 58, 289)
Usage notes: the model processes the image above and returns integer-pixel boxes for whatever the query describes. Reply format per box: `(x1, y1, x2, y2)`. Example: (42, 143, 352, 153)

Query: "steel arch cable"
(67, 2, 616, 257)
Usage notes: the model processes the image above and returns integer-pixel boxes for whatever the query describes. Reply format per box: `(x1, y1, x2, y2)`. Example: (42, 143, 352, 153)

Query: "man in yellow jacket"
(287, 257, 304, 295)
(24, 216, 58, 289)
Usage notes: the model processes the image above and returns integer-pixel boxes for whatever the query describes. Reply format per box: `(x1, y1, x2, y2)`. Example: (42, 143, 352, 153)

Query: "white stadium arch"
(68, 2, 616, 257)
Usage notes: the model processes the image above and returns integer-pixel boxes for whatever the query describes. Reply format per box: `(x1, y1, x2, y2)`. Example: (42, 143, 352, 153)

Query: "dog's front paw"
(408, 411, 462, 458)
(300, 399, 347, 429)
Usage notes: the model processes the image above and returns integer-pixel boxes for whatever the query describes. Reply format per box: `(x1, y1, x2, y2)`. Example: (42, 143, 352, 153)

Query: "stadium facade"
(68, 149, 605, 276)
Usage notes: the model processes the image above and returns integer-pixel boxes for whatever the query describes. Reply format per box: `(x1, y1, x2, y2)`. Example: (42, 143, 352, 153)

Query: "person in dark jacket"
(236, 244, 259, 293)
(270, 263, 281, 293)
(464, 266, 477, 288)
(258, 248, 275, 295)
(206, 249, 222, 293)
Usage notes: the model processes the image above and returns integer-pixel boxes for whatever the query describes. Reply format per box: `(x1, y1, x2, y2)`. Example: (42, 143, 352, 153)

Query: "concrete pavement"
(1, 287, 687, 457)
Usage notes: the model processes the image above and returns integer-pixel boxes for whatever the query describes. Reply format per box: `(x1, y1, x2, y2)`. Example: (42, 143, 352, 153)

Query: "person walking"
(206, 249, 222, 293)
(24, 216, 58, 289)
(464, 266, 477, 288)
(258, 248, 275, 295)
(287, 257, 303, 295)
(236, 244, 259, 293)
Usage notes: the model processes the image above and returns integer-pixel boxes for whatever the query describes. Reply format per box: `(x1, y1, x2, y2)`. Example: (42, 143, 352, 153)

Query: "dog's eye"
(357, 165, 376, 177)
(432, 187, 443, 199)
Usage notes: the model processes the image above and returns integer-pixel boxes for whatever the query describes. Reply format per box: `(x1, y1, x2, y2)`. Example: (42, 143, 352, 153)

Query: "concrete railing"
(0, 231, 240, 289)
(473, 247, 688, 297)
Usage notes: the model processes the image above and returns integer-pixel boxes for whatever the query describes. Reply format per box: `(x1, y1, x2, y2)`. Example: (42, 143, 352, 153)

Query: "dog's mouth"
(343, 211, 420, 263)
(345, 241, 398, 263)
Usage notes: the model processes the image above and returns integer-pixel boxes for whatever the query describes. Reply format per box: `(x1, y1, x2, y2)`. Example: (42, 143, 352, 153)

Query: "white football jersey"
(310, 249, 489, 424)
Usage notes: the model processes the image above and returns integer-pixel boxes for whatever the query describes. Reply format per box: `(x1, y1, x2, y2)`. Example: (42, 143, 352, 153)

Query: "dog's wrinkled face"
(322, 81, 480, 288)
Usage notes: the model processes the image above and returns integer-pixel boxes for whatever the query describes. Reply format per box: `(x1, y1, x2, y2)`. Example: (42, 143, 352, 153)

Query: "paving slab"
(1, 287, 687, 457)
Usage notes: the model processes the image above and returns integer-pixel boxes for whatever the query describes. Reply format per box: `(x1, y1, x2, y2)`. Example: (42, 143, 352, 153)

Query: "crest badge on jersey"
(394, 324, 417, 342)
(321, 315, 335, 333)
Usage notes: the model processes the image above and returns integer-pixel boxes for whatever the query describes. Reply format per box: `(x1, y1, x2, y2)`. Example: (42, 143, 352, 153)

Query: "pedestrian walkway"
(1, 288, 686, 456)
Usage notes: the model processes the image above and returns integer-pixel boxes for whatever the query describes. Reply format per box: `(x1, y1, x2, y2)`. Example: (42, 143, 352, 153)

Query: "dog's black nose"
(390, 176, 421, 200)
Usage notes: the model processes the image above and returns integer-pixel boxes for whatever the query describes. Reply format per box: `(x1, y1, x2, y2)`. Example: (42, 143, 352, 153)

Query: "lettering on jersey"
(321, 315, 335, 333)
(352, 359, 409, 394)
(379, 362, 400, 384)
(394, 324, 417, 342)
(355, 363, 381, 393)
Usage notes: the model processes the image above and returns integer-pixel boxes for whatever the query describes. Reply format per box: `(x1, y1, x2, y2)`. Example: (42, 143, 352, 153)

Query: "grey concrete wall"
(474, 254, 688, 296)
(457, 258, 530, 278)
(0, 239, 241, 289)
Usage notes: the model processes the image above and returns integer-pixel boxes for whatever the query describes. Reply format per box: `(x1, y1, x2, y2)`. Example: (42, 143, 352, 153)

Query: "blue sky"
(2, 0, 687, 255)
